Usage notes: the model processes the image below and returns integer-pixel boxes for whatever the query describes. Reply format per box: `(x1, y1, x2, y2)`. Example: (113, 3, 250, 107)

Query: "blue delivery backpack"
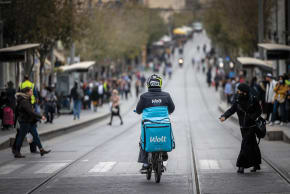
(140, 106, 175, 152)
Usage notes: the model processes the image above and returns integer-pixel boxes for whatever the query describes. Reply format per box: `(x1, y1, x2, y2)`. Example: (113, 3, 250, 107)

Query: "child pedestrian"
(108, 89, 123, 126)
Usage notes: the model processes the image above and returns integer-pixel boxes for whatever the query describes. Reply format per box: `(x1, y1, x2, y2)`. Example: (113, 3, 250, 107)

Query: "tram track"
(192, 64, 290, 185)
(184, 62, 201, 194)
(25, 118, 141, 194)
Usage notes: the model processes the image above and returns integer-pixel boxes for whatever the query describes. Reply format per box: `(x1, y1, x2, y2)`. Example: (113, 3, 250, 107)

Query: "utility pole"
(0, 1, 12, 89)
(258, 0, 264, 58)
(0, 5, 4, 89)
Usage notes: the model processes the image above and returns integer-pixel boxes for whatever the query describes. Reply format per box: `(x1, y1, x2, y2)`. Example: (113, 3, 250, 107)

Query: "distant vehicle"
(178, 58, 184, 68)
(193, 22, 203, 33)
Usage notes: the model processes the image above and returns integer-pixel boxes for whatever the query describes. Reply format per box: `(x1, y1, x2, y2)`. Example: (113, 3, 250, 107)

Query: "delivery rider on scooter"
(135, 74, 175, 172)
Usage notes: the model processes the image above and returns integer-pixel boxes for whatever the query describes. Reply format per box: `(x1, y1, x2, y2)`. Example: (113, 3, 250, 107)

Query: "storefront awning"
(258, 43, 290, 60)
(0, 43, 40, 62)
(237, 57, 273, 70)
(58, 61, 95, 73)
(160, 35, 171, 42)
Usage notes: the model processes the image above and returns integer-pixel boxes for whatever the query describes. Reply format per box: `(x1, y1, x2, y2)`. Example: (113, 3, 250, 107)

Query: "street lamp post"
(0, 1, 11, 89)
(258, 0, 264, 58)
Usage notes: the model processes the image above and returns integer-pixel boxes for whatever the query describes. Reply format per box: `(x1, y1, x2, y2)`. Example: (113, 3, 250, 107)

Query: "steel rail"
(184, 61, 201, 194)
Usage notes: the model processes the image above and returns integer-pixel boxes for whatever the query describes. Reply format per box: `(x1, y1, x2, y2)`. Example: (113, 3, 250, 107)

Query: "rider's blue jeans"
(138, 147, 148, 164)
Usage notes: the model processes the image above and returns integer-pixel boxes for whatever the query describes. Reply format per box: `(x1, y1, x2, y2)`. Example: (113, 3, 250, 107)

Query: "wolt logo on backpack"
(150, 136, 167, 143)
(152, 99, 162, 104)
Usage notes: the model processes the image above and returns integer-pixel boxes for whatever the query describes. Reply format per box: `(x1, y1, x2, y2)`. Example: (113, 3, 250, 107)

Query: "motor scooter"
(178, 58, 184, 68)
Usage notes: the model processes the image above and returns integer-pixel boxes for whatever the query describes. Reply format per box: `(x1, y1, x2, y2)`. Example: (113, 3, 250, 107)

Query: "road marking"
(89, 162, 117, 173)
(0, 164, 25, 175)
(34, 163, 67, 174)
(199, 160, 220, 170)
(208, 160, 219, 169)
(27, 160, 72, 163)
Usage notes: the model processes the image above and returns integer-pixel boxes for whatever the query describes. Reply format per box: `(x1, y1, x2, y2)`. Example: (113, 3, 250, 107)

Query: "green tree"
(76, 3, 167, 66)
(3, 0, 88, 84)
(203, 0, 274, 56)
(171, 11, 195, 29)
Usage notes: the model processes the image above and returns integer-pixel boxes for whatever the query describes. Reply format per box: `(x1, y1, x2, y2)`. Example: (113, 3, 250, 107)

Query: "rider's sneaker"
(140, 164, 149, 173)
(161, 165, 166, 172)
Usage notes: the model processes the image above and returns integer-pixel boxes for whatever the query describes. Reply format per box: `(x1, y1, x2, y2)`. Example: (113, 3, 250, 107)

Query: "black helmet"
(147, 74, 162, 88)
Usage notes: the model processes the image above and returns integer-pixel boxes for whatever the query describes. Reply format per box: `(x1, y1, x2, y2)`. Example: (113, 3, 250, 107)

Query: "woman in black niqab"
(220, 83, 262, 173)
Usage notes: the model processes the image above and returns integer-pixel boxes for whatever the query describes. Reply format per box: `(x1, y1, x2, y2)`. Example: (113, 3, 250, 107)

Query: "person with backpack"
(220, 83, 262, 174)
(44, 86, 57, 124)
(71, 82, 84, 120)
(135, 74, 175, 172)
(14, 87, 51, 158)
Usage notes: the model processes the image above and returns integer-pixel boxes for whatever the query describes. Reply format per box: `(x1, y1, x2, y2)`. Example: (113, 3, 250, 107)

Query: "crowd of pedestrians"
(0, 70, 149, 158)
(213, 70, 290, 126)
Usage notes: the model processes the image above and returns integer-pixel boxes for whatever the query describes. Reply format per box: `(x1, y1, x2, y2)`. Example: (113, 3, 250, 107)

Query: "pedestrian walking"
(224, 79, 233, 104)
(14, 87, 51, 158)
(220, 83, 262, 173)
(83, 84, 91, 110)
(141, 75, 146, 89)
(135, 79, 141, 97)
(1, 91, 13, 131)
(250, 77, 262, 102)
(108, 89, 123, 126)
(44, 87, 57, 124)
(6, 81, 16, 110)
(206, 67, 212, 87)
(214, 72, 221, 92)
(264, 73, 276, 122)
(70, 82, 84, 120)
(0, 81, 16, 131)
(90, 82, 99, 112)
(98, 81, 104, 106)
(124, 80, 130, 100)
(40, 84, 48, 108)
(19, 75, 39, 152)
(269, 75, 288, 126)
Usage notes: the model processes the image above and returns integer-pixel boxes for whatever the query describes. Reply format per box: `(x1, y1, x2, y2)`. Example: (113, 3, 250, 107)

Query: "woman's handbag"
(277, 94, 286, 103)
(255, 116, 266, 139)
(111, 106, 119, 114)
(238, 104, 266, 140)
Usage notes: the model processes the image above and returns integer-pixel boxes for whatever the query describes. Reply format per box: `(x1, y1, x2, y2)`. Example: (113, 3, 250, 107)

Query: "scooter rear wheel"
(146, 168, 152, 180)
(155, 162, 162, 183)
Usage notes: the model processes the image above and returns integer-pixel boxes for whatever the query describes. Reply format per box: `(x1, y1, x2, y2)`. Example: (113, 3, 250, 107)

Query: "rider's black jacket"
(136, 88, 175, 114)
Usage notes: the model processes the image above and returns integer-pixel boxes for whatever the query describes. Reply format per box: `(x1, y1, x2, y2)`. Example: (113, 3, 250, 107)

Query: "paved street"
(1, 33, 290, 194)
